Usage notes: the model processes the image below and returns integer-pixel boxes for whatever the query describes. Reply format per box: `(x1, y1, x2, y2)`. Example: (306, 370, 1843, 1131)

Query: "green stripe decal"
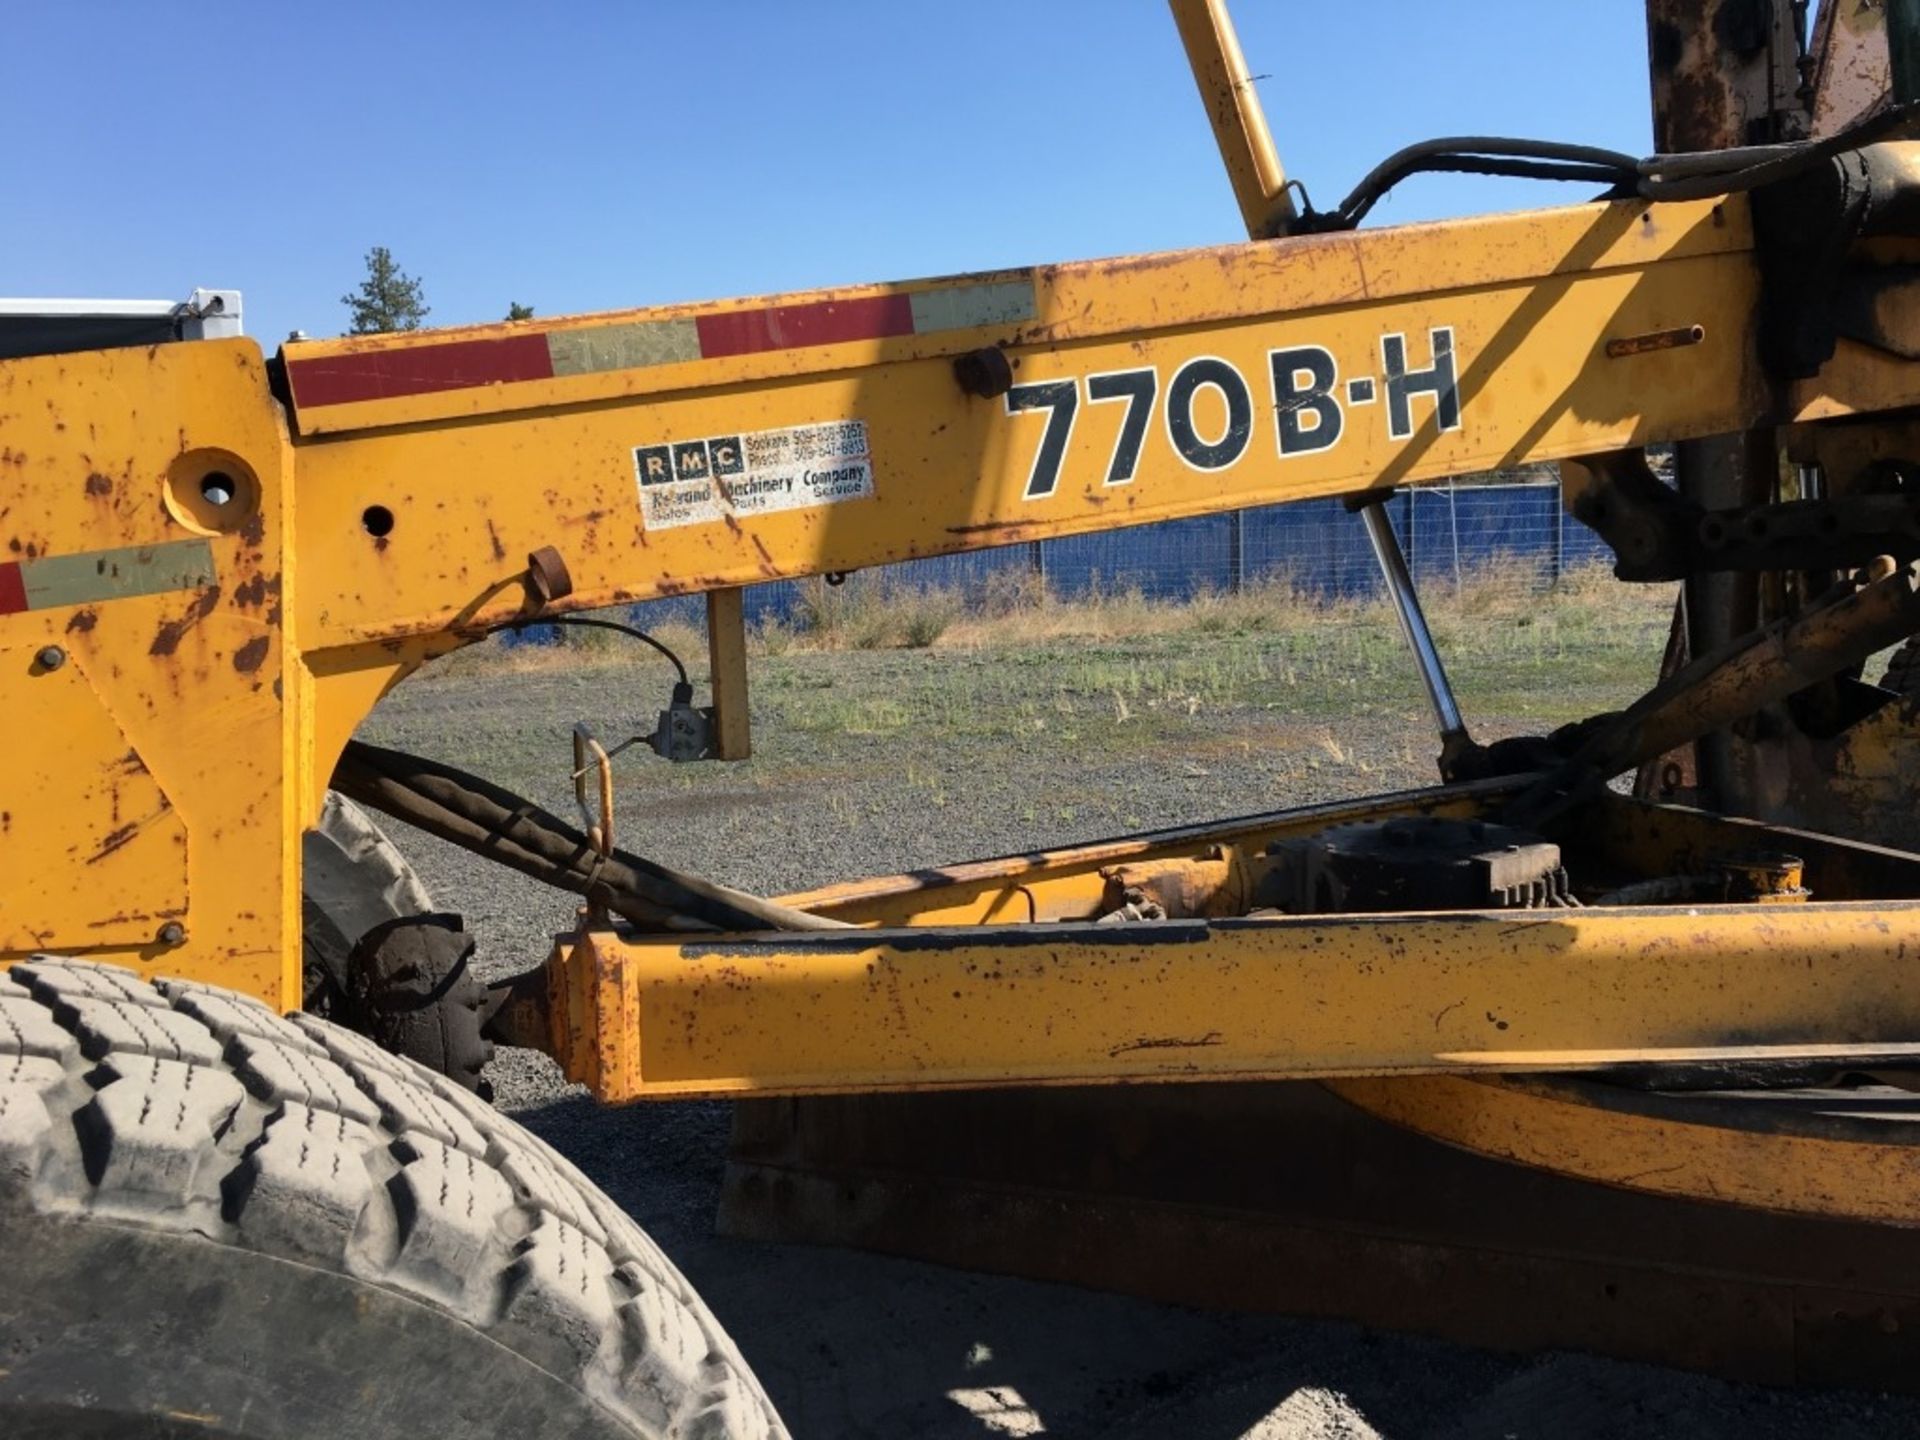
(909, 280, 1036, 334)
(547, 319, 702, 377)
(20, 538, 217, 611)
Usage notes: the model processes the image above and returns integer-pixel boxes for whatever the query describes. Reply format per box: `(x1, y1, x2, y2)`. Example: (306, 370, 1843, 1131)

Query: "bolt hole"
(200, 472, 237, 507)
(362, 504, 395, 538)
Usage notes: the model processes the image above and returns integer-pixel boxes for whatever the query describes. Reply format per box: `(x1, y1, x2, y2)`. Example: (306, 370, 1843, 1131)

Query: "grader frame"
(11, 0, 1920, 1399)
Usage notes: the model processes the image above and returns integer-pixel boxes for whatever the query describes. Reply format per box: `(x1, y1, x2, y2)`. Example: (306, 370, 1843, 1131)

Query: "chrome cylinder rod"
(1358, 499, 1467, 744)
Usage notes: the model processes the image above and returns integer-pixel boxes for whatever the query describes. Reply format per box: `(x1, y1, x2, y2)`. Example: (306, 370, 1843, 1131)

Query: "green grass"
(418, 564, 1671, 786)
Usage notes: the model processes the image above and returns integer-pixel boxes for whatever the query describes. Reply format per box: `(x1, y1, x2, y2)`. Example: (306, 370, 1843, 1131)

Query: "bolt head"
(157, 921, 186, 946)
(35, 645, 65, 671)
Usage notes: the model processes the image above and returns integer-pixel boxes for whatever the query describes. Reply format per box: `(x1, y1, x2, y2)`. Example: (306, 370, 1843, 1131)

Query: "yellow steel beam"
(286, 197, 1762, 665)
(1327, 1074, 1920, 1226)
(547, 902, 1920, 1101)
(1169, 0, 1296, 237)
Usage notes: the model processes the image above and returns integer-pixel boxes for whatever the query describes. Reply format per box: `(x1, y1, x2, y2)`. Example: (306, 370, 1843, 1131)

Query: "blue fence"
(535, 475, 1611, 636)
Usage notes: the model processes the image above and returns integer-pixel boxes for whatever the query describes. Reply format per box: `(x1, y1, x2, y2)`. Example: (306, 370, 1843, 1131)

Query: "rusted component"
(721, 1080, 1920, 1390)
(1099, 848, 1244, 919)
(786, 777, 1526, 928)
(1646, 0, 1806, 153)
(1567, 448, 1920, 578)
(1588, 849, 1807, 905)
(1632, 595, 1699, 800)
(1606, 322, 1706, 358)
(1263, 817, 1573, 913)
(1576, 788, 1920, 900)
(951, 346, 1012, 398)
(523, 545, 572, 610)
(1561, 450, 1697, 581)
(1808, 0, 1893, 137)
(481, 960, 554, 1052)
(1716, 848, 1808, 901)
(1508, 560, 1920, 824)
(1647, 0, 1804, 810)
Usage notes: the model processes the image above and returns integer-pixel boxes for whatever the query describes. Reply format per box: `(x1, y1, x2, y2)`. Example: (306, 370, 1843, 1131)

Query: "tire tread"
(0, 957, 784, 1440)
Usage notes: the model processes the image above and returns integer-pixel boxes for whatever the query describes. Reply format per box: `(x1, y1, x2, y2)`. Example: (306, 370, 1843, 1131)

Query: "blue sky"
(5, 3, 1654, 347)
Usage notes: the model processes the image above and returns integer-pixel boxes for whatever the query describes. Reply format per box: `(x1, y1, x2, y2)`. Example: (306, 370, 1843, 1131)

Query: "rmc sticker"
(633, 419, 874, 530)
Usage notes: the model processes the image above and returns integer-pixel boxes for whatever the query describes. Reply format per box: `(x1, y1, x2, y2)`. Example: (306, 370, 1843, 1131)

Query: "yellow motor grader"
(8, 1, 1920, 1433)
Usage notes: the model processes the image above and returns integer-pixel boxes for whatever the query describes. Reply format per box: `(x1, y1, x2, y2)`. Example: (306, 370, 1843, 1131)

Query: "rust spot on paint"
(240, 512, 265, 547)
(148, 586, 222, 656)
(65, 608, 97, 633)
(84, 472, 113, 497)
(232, 634, 271, 673)
(1108, 1031, 1223, 1057)
(88, 822, 141, 864)
(486, 519, 507, 561)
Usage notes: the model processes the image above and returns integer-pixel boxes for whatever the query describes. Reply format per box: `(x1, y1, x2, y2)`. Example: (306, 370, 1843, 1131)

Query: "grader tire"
(302, 791, 435, 1017)
(0, 957, 787, 1440)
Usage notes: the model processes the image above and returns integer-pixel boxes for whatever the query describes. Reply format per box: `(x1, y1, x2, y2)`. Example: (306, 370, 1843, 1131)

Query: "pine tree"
(341, 247, 429, 334)
(505, 302, 535, 322)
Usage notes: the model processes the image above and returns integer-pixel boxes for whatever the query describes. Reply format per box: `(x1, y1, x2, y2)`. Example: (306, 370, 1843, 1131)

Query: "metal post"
(1228, 510, 1246, 594)
(1552, 484, 1565, 589)
(1029, 540, 1047, 586)
(1447, 479, 1462, 596)
(705, 587, 752, 761)
(1401, 489, 1416, 576)
(1357, 501, 1467, 750)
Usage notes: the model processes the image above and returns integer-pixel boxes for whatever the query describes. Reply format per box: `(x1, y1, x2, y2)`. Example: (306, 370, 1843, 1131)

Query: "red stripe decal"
(695, 294, 915, 360)
(288, 333, 555, 408)
(0, 562, 24, 616)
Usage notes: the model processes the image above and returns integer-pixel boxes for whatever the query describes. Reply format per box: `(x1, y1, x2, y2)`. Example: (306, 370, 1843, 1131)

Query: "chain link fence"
(592, 468, 1612, 637)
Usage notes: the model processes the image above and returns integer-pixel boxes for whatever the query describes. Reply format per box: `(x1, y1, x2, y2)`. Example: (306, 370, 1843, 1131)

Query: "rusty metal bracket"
(1566, 448, 1920, 580)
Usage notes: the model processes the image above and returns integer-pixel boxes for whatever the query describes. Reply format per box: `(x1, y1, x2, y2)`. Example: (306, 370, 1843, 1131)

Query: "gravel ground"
(357, 642, 1920, 1439)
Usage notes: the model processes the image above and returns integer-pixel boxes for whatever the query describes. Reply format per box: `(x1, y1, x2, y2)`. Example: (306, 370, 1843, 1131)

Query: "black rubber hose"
(333, 740, 851, 933)
(1328, 136, 1640, 227)
(1637, 100, 1920, 201)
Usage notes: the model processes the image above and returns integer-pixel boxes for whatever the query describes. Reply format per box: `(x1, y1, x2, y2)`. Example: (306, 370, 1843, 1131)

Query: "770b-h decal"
(1008, 326, 1460, 500)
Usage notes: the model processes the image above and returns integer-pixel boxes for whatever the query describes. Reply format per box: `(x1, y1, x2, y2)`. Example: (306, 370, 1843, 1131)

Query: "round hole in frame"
(362, 504, 396, 538)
